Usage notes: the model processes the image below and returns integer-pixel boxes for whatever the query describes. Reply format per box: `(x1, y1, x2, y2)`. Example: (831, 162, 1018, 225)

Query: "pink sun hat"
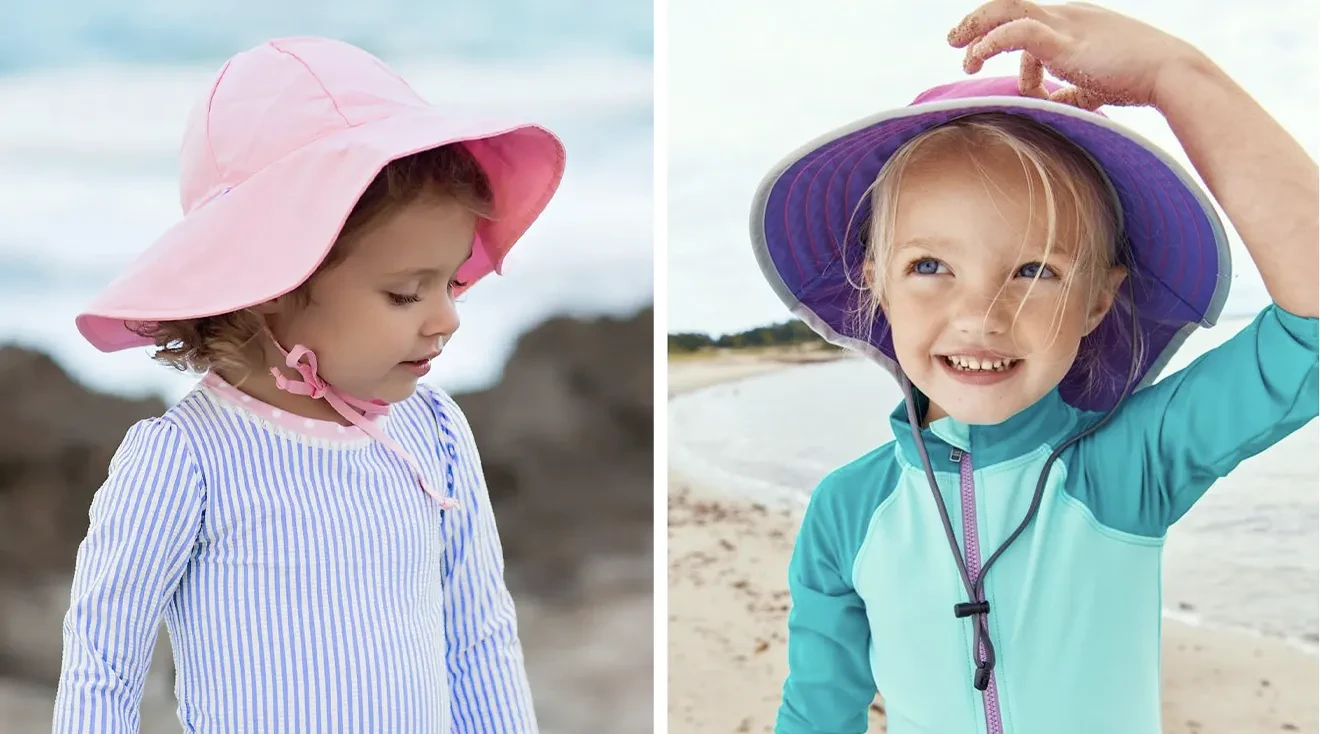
(76, 36, 566, 353)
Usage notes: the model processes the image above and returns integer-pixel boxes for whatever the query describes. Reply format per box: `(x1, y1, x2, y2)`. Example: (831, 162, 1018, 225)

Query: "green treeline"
(668, 320, 833, 352)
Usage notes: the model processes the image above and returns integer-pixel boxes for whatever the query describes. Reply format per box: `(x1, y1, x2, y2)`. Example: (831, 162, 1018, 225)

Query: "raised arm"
(952, 2, 1318, 315)
(1152, 52, 1317, 315)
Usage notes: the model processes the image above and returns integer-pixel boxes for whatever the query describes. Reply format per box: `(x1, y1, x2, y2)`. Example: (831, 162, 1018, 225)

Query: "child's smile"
(937, 350, 1023, 384)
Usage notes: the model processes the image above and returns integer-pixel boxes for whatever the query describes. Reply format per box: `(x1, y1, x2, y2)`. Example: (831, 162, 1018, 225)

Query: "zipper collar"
(889, 386, 1083, 469)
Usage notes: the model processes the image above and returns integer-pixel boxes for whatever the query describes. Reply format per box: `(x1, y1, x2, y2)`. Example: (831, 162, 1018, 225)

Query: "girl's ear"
(1084, 265, 1128, 335)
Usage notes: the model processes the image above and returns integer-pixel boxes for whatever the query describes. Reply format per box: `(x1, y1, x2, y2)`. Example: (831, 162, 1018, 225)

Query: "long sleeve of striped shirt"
(427, 387, 539, 733)
(53, 418, 205, 734)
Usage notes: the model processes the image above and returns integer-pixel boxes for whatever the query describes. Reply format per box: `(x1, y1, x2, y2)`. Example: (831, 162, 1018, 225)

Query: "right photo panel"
(667, 1, 1319, 732)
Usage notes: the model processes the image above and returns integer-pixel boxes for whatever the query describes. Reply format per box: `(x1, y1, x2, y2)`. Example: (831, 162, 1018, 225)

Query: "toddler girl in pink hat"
(53, 36, 565, 734)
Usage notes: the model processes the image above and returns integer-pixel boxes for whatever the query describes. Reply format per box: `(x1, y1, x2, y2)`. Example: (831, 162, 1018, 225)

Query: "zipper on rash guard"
(958, 450, 1004, 734)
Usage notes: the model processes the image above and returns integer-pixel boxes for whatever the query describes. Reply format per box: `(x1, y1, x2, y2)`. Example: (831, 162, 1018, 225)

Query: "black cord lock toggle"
(953, 600, 990, 618)
(973, 664, 991, 691)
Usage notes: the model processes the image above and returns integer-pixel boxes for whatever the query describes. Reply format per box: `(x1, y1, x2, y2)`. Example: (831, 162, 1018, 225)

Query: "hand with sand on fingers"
(948, 1, 1205, 110)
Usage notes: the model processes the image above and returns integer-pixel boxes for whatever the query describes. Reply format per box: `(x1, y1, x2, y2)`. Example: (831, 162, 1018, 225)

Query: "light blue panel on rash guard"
(851, 459, 981, 733)
(853, 445, 1165, 734)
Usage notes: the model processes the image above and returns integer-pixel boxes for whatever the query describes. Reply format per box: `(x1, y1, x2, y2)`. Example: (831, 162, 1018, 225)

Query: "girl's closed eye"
(388, 277, 466, 305)
(386, 291, 423, 306)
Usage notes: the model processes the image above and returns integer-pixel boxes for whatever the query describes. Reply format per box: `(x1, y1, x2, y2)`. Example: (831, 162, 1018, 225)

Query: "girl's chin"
(919, 382, 1027, 426)
(928, 385, 1046, 426)
(371, 376, 422, 403)
(939, 404, 1020, 426)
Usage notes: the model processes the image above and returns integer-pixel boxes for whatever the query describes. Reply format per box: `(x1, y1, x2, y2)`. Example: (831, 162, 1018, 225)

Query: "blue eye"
(911, 258, 947, 276)
(1017, 262, 1058, 279)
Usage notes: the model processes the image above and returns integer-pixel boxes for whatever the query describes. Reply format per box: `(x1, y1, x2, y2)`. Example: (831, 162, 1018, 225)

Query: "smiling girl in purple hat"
(752, 3, 1317, 732)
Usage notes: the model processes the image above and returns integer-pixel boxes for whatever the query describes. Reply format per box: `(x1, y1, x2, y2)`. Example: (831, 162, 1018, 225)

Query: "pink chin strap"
(270, 344, 458, 511)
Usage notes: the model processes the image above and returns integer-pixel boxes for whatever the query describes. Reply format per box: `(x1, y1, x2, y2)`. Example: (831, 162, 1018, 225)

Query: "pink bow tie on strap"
(271, 345, 458, 511)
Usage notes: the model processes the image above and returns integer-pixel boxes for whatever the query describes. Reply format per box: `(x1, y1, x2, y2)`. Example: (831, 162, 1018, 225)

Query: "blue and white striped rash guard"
(53, 378, 536, 733)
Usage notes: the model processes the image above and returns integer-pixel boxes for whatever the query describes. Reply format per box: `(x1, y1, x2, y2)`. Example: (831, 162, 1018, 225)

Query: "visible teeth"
(945, 355, 1017, 372)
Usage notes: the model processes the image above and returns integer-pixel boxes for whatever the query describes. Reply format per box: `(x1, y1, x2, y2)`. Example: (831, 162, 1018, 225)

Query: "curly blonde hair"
(135, 144, 494, 382)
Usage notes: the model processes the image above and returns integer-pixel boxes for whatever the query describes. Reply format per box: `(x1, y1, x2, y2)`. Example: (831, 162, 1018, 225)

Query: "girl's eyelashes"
(386, 292, 423, 306)
(386, 275, 466, 305)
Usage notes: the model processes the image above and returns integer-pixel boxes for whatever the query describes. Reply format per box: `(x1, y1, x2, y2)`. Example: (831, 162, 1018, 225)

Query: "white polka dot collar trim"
(201, 372, 388, 443)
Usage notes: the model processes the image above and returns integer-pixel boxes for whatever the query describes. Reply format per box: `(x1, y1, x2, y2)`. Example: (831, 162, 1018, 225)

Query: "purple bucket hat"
(750, 76, 1232, 413)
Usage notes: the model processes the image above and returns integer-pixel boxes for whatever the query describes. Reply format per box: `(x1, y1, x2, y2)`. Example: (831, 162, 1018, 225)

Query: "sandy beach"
(668, 351, 1318, 734)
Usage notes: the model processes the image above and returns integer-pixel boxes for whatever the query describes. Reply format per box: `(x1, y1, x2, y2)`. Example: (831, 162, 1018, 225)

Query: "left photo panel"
(0, 3, 654, 733)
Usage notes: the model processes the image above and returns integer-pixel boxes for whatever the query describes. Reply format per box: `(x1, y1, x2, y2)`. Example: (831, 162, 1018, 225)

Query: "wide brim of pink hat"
(76, 111, 565, 352)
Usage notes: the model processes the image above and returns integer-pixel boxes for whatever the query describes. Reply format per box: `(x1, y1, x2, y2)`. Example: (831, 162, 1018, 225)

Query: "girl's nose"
(423, 295, 460, 340)
(948, 281, 1012, 337)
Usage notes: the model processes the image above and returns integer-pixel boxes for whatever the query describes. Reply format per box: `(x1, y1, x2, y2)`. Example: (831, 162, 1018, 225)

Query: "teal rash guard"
(777, 304, 1319, 734)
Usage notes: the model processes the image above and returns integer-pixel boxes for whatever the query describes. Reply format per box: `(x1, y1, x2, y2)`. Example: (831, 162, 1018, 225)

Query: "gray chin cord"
(901, 275, 1141, 691)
